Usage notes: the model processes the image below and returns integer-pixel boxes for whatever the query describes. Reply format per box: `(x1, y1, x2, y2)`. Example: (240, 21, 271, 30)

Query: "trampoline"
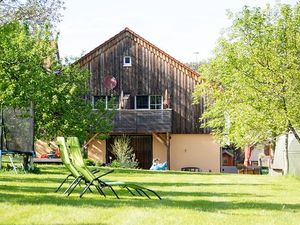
(0, 105, 35, 173)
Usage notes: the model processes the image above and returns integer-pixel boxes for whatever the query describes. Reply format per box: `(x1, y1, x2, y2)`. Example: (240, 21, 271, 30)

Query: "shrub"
(84, 159, 103, 167)
(110, 135, 138, 168)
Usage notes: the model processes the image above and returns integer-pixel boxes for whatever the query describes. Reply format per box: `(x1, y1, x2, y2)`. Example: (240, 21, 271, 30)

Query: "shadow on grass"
(0, 179, 297, 213)
(0, 190, 299, 213)
(0, 177, 270, 191)
(0, 183, 269, 198)
(1, 166, 299, 213)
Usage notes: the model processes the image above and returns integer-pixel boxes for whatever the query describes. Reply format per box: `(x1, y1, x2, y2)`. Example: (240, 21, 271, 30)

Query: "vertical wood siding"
(77, 30, 208, 134)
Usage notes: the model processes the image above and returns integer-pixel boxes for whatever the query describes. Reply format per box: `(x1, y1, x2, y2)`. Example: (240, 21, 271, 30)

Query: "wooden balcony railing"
(112, 109, 172, 133)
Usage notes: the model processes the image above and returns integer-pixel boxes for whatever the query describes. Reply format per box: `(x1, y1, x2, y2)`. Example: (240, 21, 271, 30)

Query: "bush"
(84, 159, 95, 166)
(110, 135, 138, 168)
(111, 160, 121, 168)
(84, 159, 103, 167)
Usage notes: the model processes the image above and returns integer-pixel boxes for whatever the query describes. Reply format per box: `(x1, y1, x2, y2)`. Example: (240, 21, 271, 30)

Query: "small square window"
(123, 56, 132, 67)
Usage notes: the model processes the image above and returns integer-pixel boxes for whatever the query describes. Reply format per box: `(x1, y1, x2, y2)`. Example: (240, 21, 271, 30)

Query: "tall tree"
(0, 22, 114, 143)
(0, 0, 65, 30)
(193, 3, 300, 151)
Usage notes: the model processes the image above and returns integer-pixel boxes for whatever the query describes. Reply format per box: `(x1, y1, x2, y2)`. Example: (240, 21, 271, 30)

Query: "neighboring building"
(222, 150, 234, 166)
(76, 28, 220, 171)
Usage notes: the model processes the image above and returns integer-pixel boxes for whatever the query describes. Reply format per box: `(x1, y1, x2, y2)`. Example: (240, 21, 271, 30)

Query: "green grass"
(0, 165, 299, 225)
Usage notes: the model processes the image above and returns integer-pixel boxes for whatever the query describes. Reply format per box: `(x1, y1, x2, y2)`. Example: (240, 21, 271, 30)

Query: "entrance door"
(106, 135, 152, 169)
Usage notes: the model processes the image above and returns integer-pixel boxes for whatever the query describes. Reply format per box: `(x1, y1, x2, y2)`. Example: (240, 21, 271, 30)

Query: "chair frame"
(66, 137, 161, 200)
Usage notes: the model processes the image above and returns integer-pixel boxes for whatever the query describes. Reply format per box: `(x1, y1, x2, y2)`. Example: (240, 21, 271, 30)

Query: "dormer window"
(123, 56, 132, 67)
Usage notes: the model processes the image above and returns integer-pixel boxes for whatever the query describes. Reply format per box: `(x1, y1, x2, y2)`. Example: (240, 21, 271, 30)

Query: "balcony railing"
(112, 109, 172, 133)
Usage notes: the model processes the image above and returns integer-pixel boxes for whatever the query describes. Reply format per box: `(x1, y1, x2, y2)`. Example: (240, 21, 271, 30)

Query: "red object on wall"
(103, 75, 117, 90)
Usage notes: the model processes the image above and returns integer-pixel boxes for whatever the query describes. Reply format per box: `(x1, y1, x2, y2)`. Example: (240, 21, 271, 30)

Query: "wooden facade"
(76, 28, 208, 134)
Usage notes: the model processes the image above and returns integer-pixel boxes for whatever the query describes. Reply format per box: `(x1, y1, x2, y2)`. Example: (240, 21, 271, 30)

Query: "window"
(135, 96, 149, 109)
(92, 96, 106, 109)
(93, 96, 119, 110)
(107, 96, 119, 109)
(223, 158, 228, 166)
(123, 56, 132, 67)
(135, 95, 162, 109)
(150, 95, 162, 109)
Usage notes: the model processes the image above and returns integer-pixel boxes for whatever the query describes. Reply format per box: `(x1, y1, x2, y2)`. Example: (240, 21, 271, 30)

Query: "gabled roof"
(76, 27, 201, 82)
(222, 150, 234, 157)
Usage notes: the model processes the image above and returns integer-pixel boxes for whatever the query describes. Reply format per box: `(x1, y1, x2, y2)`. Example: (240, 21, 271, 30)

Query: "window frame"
(149, 95, 163, 109)
(123, 56, 132, 67)
(92, 96, 119, 110)
(134, 95, 163, 110)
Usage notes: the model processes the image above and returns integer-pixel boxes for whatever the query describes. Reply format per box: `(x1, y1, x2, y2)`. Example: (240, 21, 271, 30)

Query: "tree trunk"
(289, 124, 300, 144)
(284, 133, 289, 175)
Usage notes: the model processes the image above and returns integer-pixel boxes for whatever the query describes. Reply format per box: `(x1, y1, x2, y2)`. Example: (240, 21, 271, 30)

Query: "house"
(222, 150, 234, 166)
(76, 28, 220, 171)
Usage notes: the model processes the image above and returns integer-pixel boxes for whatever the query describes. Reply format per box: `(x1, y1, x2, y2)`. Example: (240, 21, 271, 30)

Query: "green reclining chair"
(56, 137, 113, 196)
(67, 137, 161, 200)
(55, 137, 83, 194)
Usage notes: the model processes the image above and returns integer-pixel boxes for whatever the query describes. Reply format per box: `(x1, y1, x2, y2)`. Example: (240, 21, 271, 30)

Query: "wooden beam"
(166, 132, 171, 170)
(153, 133, 167, 147)
(83, 133, 99, 149)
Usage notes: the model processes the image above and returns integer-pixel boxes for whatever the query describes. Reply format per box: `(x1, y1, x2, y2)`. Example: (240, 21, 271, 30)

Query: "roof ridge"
(123, 27, 200, 77)
(75, 28, 128, 64)
(76, 28, 200, 80)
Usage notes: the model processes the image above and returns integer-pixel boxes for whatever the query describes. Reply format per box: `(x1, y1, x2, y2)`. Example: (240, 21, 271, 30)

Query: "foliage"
(193, 3, 300, 148)
(0, 22, 114, 143)
(84, 158, 104, 167)
(110, 160, 121, 168)
(0, 0, 65, 30)
(33, 65, 114, 143)
(185, 60, 208, 72)
(110, 135, 138, 168)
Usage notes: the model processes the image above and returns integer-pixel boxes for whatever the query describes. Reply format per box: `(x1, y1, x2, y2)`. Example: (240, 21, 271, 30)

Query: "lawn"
(0, 165, 299, 225)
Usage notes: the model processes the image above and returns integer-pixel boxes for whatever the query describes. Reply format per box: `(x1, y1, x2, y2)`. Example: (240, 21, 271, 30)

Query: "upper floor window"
(135, 95, 162, 109)
(150, 95, 162, 109)
(135, 96, 149, 109)
(93, 96, 119, 110)
(123, 56, 132, 67)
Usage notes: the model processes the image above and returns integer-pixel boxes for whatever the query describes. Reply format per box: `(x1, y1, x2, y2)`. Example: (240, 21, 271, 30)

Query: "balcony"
(112, 109, 172, 133)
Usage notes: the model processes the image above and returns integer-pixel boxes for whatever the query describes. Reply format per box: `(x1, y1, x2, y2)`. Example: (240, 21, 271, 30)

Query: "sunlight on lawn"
(0, 165, 299, 225)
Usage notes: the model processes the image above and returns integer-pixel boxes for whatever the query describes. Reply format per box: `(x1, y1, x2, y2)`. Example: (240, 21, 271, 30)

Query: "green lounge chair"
(55, 137, 112, 196)
(67, 137, 161, 200)
(55, 137, 83, 194)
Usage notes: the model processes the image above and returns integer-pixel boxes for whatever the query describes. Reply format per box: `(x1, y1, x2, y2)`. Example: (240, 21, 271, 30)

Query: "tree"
(0, 0, 65, 30)
(185, 60, 208, 72)
(0, 22, 114, 144)
(193, 3, 300, 152)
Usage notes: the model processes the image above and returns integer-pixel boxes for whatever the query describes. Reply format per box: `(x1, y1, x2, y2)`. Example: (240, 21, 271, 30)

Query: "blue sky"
(58, 0, 298, 63)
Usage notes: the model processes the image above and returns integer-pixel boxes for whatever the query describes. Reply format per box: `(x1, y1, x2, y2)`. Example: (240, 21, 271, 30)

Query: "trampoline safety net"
(0, 106, 34, 155)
